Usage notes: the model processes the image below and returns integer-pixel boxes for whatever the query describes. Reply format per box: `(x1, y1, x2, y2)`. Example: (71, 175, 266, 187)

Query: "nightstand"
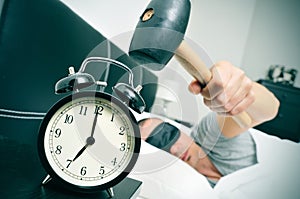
(255, 80, 300, 142)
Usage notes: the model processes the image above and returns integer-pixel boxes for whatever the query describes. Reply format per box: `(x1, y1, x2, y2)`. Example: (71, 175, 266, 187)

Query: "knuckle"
(230, 107, 241, 115)
(203, 98, 212, 107)
(248, 91, 255, 103)
(215, 95, 225, 106)
(215, 60, 231, 67)
(214, 79, 225, 89)
(203, 98, 209, 105)
(211, 68, 225, 88)
(224, 102, 234, 112)
(239, 69, 245, 76)
(244, 78, 253, 90)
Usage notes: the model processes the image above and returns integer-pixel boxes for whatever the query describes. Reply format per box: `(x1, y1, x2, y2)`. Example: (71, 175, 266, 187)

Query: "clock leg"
(41, 174, 52, 185)
(106, 187, 114, 198)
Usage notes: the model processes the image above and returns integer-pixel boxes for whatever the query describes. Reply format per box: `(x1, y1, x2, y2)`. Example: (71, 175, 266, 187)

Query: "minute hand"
(90, 112, 99, 138)
(72, 113, 99, 162)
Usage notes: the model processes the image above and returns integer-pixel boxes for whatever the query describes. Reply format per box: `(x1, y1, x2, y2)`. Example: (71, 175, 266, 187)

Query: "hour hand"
(72, 135, 96, 162)
(72, 143, 88, 162)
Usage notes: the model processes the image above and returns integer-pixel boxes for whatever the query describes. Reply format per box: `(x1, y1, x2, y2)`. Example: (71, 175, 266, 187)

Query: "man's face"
(169, 132, 204, 168)
(139, 118, 206, 169)
(139, 118, 220, 178)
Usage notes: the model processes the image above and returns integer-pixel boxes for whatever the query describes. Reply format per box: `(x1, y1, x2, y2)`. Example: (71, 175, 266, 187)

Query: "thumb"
(188, 80, 202, 94)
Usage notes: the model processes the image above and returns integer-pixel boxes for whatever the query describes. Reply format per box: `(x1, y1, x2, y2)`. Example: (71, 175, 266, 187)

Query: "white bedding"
(129, 128, 300, 199)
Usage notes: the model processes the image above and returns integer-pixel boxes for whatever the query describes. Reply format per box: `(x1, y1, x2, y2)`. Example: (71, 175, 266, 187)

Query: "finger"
(203, 64, 248, 107)
(204, 75, 253, 112)
(230, 90, 255, 115)
(224, 77, 253, 112)
(203, 72, 244, 108)
(208, 89, 255, 116)
(188, 80, 202, 94)
(201, 66, 231, 100)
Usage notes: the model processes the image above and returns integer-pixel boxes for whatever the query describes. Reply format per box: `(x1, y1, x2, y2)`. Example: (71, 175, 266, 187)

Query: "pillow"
(129, 141, 218, 199)
(214, 128, 300, 199)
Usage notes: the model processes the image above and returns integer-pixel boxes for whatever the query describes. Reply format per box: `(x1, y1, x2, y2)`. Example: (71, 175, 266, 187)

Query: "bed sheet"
(129, 141, 218, 199)
(214, 128, 300, 199)
(129, 127, 300, 199)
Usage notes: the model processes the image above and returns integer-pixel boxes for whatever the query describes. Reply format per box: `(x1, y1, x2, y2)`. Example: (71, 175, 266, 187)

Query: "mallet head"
(129, 0, 191, 70)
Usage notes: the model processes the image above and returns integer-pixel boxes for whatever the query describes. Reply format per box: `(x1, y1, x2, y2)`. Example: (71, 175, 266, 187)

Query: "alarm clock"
(38, 57, 145, 197)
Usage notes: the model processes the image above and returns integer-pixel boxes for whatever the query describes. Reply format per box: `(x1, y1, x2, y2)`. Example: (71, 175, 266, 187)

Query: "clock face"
(38, 91, 140, 191)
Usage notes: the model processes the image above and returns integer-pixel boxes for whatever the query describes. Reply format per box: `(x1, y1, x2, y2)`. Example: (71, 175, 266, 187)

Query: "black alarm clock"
(38, 57, 145, 197)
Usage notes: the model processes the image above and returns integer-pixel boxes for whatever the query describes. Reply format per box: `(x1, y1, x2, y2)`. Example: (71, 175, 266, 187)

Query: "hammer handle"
(175, 40, 252, 128)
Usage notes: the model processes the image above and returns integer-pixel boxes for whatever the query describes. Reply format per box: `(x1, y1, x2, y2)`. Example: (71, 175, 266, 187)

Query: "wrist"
(246, 82, 280, 125)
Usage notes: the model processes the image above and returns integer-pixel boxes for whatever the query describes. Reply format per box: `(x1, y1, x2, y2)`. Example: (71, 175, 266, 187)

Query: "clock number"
(111, 158, 117, 166)
(94, 105, 104, 115)
(54, 128, 61, 138)
(111, 113, 115, 122)
(79, 106, 88, 115)
(119, 126, 125, 135)
(64, 114, 73, 124)
(99, 166, 105, 175)
(120, 143, 126, 151)
(66, 159, 72, 168)
(80, 166, 87, 176)
(55, 145, 62, 154)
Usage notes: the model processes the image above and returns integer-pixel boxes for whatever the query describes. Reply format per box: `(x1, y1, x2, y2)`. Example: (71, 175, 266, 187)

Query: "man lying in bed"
(138, 61, 280, 187)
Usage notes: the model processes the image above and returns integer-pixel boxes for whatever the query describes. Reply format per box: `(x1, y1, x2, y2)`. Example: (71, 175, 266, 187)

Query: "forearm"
(245, 82, 280, 126)
(218, 82, 280, 137)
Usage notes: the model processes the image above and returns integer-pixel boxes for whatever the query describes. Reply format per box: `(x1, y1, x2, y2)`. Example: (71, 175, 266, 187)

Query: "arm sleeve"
(191, 112, 258, 176)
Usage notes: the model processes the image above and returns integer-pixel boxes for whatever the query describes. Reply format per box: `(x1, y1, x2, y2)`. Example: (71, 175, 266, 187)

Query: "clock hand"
(72, 136, 96, 162)
(72, 113, 98, 162)
(89, 112, 99, 139)
(72, 143, 89, 162)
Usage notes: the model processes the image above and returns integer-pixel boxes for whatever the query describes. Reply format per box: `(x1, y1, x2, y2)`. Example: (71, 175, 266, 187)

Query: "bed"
(129, 113, 300, 199)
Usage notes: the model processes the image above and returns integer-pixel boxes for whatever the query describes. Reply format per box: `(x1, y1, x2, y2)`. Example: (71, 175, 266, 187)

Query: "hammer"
(129, 0, 251, 128)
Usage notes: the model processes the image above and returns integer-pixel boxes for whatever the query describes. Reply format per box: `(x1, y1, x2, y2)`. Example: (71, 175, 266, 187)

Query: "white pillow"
(214, 129, 300, 199)
(129, 141, 218, 199)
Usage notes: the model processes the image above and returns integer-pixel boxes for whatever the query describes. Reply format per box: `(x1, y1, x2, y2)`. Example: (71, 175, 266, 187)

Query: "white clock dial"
(38, 92, 140, 191)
